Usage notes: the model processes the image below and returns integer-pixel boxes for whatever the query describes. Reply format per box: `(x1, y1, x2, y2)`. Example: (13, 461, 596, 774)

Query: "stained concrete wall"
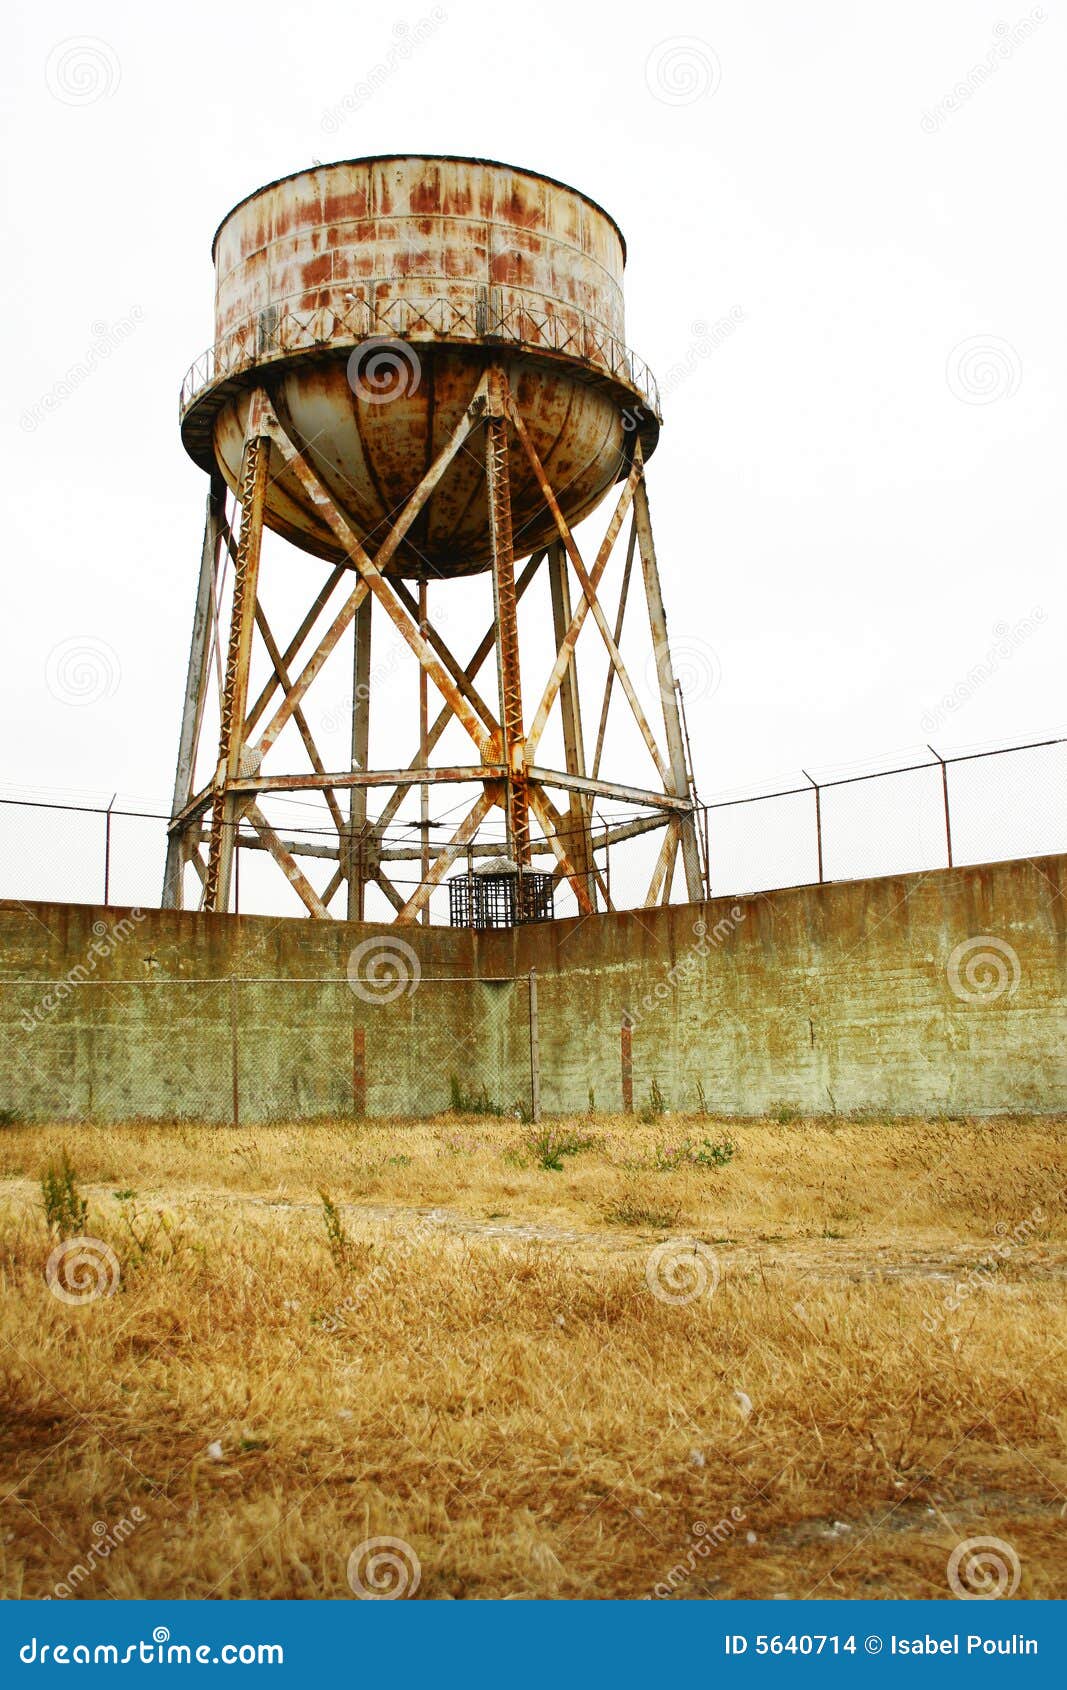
(1, 853, 1064, 1121)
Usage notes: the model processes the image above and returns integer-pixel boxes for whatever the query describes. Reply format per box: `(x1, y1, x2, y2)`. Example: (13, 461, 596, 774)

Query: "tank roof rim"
(210, 154, 628, 265)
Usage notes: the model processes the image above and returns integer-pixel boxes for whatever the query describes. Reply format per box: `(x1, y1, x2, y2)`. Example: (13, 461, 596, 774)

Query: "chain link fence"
(1, 974, 537, 1126)
(0, 736, 1063, 923)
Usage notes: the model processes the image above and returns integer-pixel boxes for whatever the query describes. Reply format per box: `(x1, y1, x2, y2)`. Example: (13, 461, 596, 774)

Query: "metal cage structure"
(448, 860, 555, 930)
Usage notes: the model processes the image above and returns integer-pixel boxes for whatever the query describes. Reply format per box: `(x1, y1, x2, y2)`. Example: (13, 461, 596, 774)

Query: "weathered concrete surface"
(1, 854, 1064, 1121)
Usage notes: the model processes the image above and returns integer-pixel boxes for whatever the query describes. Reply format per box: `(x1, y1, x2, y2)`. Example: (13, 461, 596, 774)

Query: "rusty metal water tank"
(179, 155, 660, 579)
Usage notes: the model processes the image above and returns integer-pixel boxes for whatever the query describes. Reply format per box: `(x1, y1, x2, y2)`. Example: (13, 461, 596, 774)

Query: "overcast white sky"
(2, 0, 1063, 913)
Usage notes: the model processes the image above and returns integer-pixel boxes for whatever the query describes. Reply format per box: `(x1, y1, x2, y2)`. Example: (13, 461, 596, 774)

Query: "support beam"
(204, 417, 269, 912)
(247, 802, 330, 918)
(633, 477, 704, 902)
(264, 389, 495, 759)
(229, 766, 505, 793)
(591, 515, 638, 780)
(163, 468, 227, 908)
(347, 596, 372, 920)
(254, 602, 345, 835)
(527, 785, 595, 916)
(417, 579, 430, 925)
(486, 370, 529, 862)
(395, 789, 496, 923)
(374, 552, 543, 834)
(525, 458, 642, 760)
(547, 539, 593, 905)
(507, 403, 670, 785)
(525, 768, 692, 811)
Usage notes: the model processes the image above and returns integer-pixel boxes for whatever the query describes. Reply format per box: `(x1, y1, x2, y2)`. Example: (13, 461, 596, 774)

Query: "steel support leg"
(547, 539, 594, 905)
(486, 370, 529, 864)
(204, 427, 269, 912)
(163, 469, 227, 908)
(347, 595, 372, 920)
(633, 476, 704, 902)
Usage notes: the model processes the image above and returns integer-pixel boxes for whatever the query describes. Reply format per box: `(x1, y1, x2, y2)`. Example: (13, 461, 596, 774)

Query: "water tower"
(163, 155, 703, 922)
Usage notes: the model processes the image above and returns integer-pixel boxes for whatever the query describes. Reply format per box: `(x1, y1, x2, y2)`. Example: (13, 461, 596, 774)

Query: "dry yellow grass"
(1, 1114, 1064, 1600)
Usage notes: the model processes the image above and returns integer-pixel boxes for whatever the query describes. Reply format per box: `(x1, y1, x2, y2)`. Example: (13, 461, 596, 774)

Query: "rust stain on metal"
(182, 155, 659, 579)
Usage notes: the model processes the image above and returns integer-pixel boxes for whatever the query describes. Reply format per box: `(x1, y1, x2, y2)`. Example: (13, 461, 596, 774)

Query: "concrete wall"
(1, 853, 1064, 1121)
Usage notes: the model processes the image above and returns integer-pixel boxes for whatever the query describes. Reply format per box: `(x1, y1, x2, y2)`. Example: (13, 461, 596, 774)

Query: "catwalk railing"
(0, 735, 1064, 924)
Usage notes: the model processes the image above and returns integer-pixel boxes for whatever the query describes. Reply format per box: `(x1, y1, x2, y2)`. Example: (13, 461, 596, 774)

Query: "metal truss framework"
(162, 367, 703, 922)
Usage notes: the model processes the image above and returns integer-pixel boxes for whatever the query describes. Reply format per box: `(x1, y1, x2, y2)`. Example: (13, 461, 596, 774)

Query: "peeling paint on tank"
(182, 155, 659, 577)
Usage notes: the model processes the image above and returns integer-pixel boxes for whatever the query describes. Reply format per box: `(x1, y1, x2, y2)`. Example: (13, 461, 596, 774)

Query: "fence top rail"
(2, 974, 518, 985)
(1, 733, 1063, 832)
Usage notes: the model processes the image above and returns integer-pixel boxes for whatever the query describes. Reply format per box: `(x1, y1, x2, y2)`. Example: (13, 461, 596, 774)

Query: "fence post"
(702, 804, 711, 900)
(230, 974, 240, 1128)
(802, 770, 824, 884)
(621, 1014, 633, 1114)
(928, 745, 954, 869)
(103, 793, 116, 906)
(528, 968, 541, 1122)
